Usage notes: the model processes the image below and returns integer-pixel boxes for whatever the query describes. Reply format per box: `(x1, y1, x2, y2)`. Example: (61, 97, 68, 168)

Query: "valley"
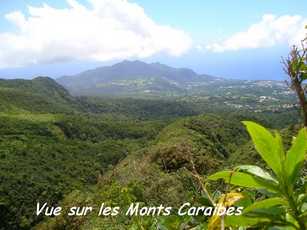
(0, 62, 303, 229)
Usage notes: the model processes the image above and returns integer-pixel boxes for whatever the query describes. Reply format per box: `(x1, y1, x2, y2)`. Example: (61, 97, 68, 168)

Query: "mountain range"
(57, 60, 292, 98)
(57, 60, 224, 97)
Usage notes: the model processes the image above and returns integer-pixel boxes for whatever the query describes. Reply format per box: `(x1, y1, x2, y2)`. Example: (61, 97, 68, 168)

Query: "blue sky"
(0, 0, 306, 80)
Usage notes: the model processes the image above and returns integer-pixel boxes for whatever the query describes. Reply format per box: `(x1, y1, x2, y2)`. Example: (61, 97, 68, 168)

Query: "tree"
(282, 29, 307, 126)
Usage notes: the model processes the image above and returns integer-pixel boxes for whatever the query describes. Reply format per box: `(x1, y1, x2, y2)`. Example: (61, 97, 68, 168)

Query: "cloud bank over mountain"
(0, 0, 192, 68)
(206, 14, 307, 52)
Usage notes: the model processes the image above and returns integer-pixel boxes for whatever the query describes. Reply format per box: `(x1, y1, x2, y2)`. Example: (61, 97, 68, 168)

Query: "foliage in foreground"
(209, 122, 307, 229)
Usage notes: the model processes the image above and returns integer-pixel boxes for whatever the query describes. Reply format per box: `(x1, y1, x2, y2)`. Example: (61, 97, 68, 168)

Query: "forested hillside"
(0, 77, 165, 229)
(0, 77, 304, 229)
(35, 115, 304, 230)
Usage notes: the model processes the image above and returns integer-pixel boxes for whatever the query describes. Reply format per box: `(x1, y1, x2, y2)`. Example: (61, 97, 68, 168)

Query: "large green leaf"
(242, 121, 284, 178)
(225, 215, 270, 227)
(235, 165, 278, 183)
(243, 197, 288, 214)
(208, 171, 279, 192)
(242, 206, 286, 223)
(284, 128, 307, 184)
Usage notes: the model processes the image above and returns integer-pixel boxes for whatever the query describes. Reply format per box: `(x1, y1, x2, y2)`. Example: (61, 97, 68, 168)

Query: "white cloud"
(0, 0, 192, 68)
(206, 14, 307, 52)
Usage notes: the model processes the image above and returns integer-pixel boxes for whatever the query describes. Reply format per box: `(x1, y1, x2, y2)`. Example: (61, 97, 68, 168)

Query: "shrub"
(209, 121, 307, 229)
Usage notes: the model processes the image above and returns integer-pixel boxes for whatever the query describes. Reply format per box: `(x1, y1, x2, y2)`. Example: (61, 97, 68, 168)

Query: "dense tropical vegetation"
(0, 41, 306, 229)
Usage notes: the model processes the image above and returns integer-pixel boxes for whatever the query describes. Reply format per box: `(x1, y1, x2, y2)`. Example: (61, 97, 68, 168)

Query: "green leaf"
(299, 63, 307, 81)
(297, 194, 307, 207)
(244, 197, 288, 214)
(208, 171, 279, 192)
(225, 215, 270, 227)
(284, 128, 307, 184)
(243, 205, 286, 220)
(235, 165, 278, 183)
(242, 121, 284, 177)
(275, 131, 286, 161)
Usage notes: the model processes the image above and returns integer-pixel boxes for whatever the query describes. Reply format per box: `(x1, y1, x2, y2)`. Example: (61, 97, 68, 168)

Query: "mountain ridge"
(56, 60, 220, 96)
(0, 76, 81, 113)
(56, 60, 292, 99)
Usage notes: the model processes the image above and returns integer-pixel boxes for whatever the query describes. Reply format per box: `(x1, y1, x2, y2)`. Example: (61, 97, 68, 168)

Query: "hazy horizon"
(0, 59, 290, 82)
